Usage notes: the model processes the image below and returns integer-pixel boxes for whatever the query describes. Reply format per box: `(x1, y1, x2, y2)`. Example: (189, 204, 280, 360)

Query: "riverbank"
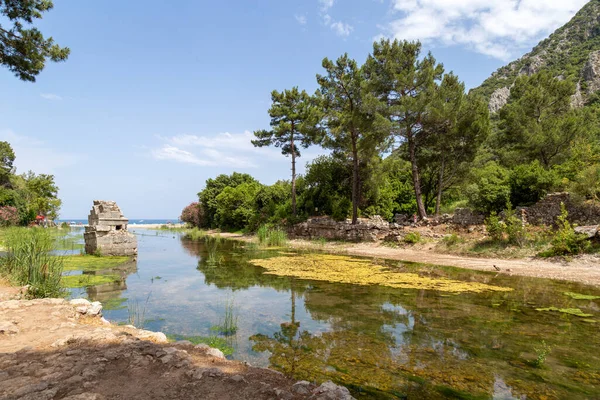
(0, 283, 353, 400)
(207, 231, 600, 286)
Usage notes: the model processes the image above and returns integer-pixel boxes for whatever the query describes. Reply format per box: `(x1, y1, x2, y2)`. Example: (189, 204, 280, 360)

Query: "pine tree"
(0, 0, 70, 81)
(316, 54, 388, 224)
(365, 39, 443, 219)
(252, 88, 322, 217)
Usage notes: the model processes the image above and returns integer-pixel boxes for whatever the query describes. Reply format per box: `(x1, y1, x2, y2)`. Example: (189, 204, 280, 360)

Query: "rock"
(11, 382, 50, 397)
(488, 87, 510, 113)
(230, 374, 247, 383)
(584, 50, 600, 94)
(311, 381, 355, 400)
(574, 225, 599, 239)
(136, 330, 168, 343)
(0, 320, 19, 335)
(87, 302, 103, 316)
(205, 347, 225, 359)
(62, 394, 105, 400)
(292, 381, 312, 395)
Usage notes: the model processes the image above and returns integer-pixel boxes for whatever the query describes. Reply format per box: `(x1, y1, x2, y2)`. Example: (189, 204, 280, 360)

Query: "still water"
(66, 229, 600, 399)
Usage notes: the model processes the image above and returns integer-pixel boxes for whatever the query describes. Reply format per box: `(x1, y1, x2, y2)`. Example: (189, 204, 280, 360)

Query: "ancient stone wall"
(522, 193, 600, 226)
(288, 216, 402, 242)
(84, 200, 138, 256)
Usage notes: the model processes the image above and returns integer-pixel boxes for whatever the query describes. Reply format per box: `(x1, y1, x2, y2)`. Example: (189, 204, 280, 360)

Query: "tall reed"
(0, 227, 65, 298)
(257, 225, 287, 247)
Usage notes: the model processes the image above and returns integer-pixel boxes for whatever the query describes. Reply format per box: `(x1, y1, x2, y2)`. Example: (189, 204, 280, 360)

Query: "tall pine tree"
(252, 87, 322, 217)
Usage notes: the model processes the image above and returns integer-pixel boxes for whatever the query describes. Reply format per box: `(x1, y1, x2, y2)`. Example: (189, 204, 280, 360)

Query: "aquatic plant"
(61, 255, 131, 272)
(62, 273, 121, 288)
(564, 292, 600, 300)
(185, 228, 207, 241)
(532, 340, 552, 368)
(127, 293, 152, 329)
(535, 307, 593, 318)
(0, 227, 65, 298)
(257, 224, 288, 247)
(214, 297, 238, 336)
(249, 254, 512, 293)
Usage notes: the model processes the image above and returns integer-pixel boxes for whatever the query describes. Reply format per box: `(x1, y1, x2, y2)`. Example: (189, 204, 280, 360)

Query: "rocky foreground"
(0, 295, 353, 400)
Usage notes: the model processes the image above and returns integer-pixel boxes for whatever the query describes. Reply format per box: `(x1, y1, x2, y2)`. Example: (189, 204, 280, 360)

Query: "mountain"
(473, 0, 600, 112)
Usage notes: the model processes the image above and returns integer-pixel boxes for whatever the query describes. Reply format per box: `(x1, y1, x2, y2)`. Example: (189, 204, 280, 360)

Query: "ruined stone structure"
(84, 201, 137, 256)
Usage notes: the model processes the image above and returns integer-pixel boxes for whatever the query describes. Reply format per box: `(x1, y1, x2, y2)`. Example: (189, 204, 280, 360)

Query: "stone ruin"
(84, 200, 138, 256)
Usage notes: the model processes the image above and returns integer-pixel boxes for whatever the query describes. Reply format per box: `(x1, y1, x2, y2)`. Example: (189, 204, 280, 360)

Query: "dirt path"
(214, 232, 600, 286)
(0, 287, 352, 400)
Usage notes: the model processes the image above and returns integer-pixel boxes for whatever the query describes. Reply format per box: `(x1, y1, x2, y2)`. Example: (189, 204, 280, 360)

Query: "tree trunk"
(351, 131, 359, 225)
(435, 157, 445, 216)
(290, 128, 297, 217)
(408, 134, 427, 219)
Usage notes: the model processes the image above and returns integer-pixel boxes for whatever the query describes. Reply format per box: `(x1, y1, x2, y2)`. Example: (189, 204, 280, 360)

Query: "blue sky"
(0, 0, 588, 218)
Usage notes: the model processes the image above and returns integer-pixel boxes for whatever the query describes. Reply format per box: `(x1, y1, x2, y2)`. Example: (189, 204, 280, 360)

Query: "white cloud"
(382, 0, 589, 60)
(319, 0, 335, 12)
(330, 21, 353, 37)
(151, 131, 285, 169)
(295, 14, 307, 25)
(40, 93, 63, 101)
(0, 129, 81, 173)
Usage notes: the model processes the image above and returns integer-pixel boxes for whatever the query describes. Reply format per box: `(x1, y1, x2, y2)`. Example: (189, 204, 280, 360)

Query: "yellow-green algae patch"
(62, 274, 122, 288)
(564, 292, 600, 300)
(61, 255, 131, 272)
(535, 307, 594, 317)
(249, 254, 512, 293)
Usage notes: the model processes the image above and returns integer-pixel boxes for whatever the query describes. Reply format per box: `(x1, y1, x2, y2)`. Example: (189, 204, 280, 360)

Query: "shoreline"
(202, 231, 600, 287)
(0, 292, 353, 399)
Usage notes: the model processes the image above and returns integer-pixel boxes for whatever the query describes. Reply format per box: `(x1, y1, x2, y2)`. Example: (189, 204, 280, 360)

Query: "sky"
(0, 0, 590, 218)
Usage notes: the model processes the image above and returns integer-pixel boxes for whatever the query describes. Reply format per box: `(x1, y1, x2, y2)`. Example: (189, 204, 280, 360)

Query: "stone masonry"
(84, 200, 137, 256)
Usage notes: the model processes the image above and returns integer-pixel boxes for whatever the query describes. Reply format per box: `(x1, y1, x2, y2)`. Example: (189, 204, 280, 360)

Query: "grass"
(0, 227, 65, 298)
(257, 225, 288, 247)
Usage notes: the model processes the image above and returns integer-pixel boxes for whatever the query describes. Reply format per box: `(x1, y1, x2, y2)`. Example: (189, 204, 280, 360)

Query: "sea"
(57, 219, 179, 226)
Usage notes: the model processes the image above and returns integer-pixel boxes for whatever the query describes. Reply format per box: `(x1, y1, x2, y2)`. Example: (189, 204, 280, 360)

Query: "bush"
(484, 212, 505, 242)
(180, 202, 204, 227)
(0, 206, 19, 227)
(540, 203, 590, 257)
(442, 233, 464, 247)
(404, 232, 421, 244)
(0, 227, 65, 298)
(466, 162, 511, 213)
(504, 204, 527, 247)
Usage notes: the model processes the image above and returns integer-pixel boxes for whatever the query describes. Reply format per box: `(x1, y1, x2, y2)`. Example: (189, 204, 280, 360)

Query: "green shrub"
(0, 227, 65, 298)
(404, 232, 421, 244)
(504, 204, 527, 247)
(484, 212, 505, 242)
(540, 203, 590, 257)
(443, 233, 464, 247)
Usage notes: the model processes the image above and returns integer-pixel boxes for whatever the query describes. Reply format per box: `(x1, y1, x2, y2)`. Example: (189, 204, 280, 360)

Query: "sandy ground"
(0, 285, 352, 400)
(212, 232, 600, 286)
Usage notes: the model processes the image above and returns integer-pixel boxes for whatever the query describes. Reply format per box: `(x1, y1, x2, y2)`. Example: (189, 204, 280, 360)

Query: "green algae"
(564, 292, 600, 300)
(249, 254, 513, 293)
(535, 307, 594, 318)
(61, 255, 131, 272)
(62, 274, 122, 288)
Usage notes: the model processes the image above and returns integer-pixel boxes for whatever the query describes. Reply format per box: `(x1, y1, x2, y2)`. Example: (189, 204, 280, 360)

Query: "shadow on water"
(64, 229, 600, 399)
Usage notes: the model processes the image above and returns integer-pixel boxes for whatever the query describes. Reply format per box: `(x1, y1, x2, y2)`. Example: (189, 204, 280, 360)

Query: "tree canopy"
(0, 0, 69, 81)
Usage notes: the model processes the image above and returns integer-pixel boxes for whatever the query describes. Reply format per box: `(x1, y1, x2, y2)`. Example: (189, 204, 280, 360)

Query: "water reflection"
(72, 230, 600, 399)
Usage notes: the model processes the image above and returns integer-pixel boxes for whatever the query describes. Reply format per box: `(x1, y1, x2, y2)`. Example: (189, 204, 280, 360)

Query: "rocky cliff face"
(473, 0, 600, 112)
